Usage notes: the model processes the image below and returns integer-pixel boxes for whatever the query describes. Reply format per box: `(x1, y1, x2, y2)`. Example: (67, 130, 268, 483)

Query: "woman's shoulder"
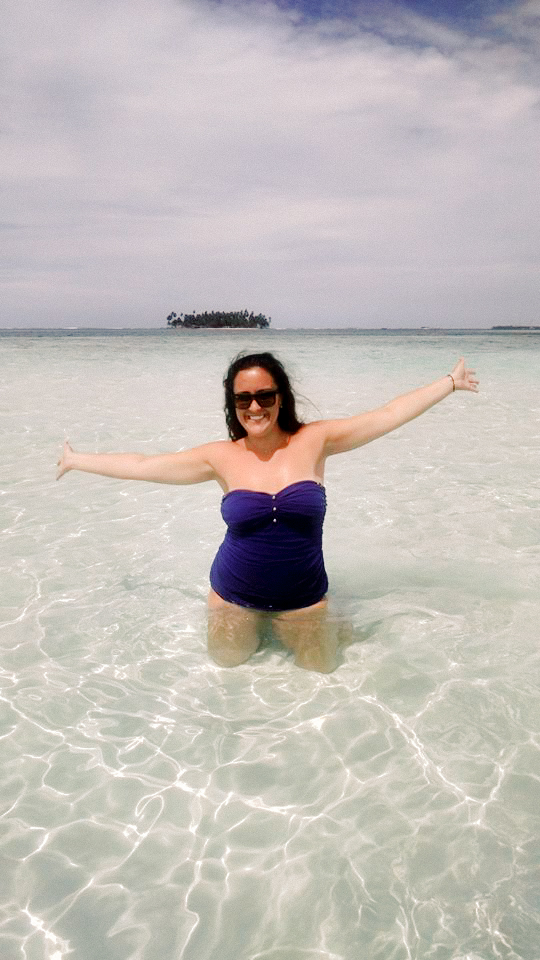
(197, 438, 234, 456)
(293, 420, 328, 440)
(200, 438, 244, 465)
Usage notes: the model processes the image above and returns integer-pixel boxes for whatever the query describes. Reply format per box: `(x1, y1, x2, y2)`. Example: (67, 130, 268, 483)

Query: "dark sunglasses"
(233, 389, 279, 409)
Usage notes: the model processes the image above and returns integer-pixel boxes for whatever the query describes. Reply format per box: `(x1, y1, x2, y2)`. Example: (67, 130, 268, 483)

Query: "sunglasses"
(233, 389, 279, 409)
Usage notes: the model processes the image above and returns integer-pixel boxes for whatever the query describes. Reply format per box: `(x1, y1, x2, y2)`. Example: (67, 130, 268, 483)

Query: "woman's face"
(232, 367, 281, 438)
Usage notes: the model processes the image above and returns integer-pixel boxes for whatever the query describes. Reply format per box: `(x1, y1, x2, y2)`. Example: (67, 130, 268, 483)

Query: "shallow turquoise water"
(1, 329, 539, 959)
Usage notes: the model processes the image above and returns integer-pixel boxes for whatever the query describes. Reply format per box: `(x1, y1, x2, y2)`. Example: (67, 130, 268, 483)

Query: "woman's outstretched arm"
(56, 440, 224, 485)
(320, 358, 479, 456)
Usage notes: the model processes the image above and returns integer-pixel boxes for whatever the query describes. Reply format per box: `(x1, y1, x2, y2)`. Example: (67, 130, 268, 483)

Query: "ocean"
(1, 328, 539, 960)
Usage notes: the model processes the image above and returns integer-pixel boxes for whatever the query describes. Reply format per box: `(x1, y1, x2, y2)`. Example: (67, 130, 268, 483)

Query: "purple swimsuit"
(209, 480, 328, 611)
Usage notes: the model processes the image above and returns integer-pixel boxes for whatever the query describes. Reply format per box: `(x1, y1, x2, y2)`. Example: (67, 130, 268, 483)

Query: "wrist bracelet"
(447, 373, 456, 392)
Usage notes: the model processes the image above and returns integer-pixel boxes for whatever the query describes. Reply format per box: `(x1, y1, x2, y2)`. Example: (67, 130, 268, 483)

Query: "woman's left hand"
(450, 358, 479, 392)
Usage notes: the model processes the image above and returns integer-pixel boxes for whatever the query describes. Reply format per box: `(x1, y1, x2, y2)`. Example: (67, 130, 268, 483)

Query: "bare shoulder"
(197, 439, 231, 453)
(204, 437, 262, 472)
(296, 416, 374, 457)
(195, 439, 235, 466)
(295, 420, 331, 443)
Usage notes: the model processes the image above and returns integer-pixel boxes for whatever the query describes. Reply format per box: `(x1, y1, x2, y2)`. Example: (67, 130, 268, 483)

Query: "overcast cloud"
(2, 0, 539, 328)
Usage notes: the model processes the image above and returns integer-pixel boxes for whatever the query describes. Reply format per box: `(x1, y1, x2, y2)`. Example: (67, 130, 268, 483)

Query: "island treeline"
(167, 310, 271, 329)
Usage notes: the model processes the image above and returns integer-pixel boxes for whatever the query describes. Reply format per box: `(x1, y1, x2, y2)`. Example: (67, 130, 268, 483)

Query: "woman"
(57, 352, 478, 672)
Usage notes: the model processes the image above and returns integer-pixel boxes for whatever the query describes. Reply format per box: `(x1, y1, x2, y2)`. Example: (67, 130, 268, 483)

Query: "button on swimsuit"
(210, 480, 328, 611)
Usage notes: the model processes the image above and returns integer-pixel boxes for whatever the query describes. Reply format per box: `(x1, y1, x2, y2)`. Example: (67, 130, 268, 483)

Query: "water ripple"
(1, 332, 539, 958)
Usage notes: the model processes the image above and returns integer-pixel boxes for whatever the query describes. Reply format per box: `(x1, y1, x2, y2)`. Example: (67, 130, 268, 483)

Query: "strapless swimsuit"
(209, 480, 328, 612)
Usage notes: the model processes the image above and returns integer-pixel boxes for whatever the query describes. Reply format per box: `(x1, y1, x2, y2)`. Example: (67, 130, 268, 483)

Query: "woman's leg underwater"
(207, 589, 262, 667)
(272, 599, 341, 674)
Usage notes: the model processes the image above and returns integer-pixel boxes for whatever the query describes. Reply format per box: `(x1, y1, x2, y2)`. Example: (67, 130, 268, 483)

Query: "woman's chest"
(221, 433, 323, 493)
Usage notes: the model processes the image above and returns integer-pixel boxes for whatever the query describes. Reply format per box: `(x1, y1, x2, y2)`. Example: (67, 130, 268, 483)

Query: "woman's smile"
(242, 409, 272, 430)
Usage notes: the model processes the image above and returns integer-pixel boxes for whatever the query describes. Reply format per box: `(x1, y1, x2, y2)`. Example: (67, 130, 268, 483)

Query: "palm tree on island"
(167, 310, 271, 329)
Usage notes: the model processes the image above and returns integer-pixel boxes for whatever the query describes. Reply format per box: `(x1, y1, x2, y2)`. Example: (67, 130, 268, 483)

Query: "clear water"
(1, 329, 539, 960)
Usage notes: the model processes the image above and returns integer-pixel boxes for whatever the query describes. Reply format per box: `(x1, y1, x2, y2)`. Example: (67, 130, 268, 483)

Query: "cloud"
(1, 0, 539, 327)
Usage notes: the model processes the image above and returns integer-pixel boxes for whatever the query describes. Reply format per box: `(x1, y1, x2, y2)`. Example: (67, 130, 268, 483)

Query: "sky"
(2, 0, 539, 329)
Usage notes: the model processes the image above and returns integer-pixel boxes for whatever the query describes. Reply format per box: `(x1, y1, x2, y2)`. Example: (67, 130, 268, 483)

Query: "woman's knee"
(207, 593, 261, 666)
(207, 628, 260, 667)
(208, 645, 256, 668)
(273, 602, 340, 673)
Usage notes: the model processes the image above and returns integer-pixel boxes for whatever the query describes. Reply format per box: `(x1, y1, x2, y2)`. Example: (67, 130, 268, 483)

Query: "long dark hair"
(224, 352, 304, 441)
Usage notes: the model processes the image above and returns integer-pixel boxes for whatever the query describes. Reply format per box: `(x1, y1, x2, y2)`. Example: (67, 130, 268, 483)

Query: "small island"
(167, 310, 271, 329)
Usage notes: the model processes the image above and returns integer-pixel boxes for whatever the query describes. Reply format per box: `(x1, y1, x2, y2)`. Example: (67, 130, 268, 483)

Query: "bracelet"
(447, 373, 456, 392)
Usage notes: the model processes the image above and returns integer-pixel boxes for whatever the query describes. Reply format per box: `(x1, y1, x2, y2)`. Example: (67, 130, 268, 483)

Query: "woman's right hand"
(56, 440, 73, 480)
